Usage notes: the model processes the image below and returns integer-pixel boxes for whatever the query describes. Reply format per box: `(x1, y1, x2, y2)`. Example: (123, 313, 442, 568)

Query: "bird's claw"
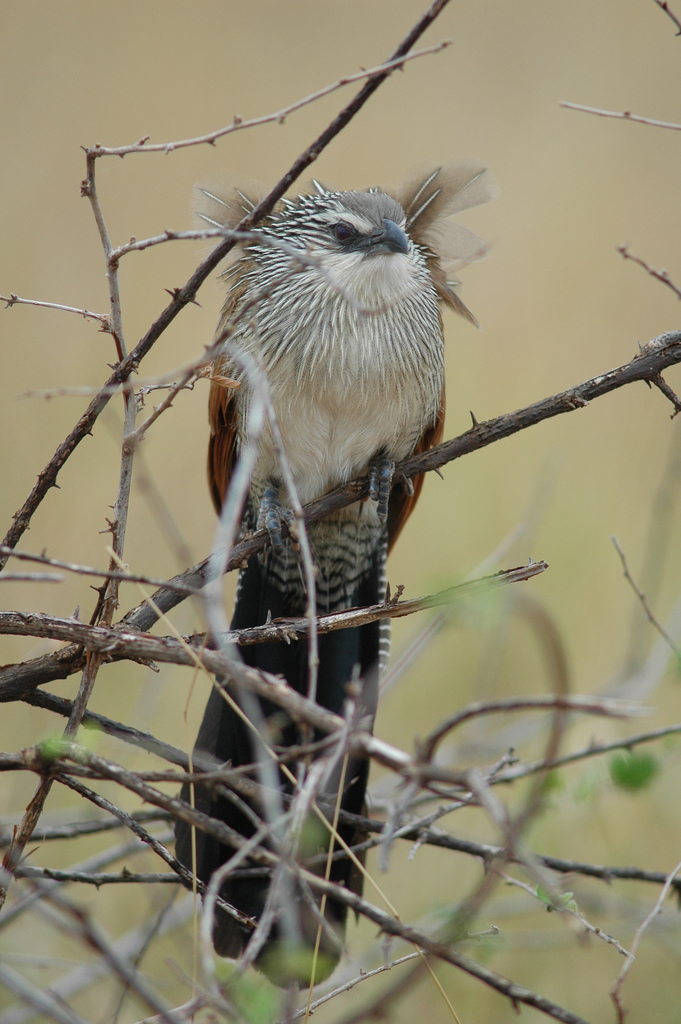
(368, 456, 394, 522)
(258, 486, 295, 551)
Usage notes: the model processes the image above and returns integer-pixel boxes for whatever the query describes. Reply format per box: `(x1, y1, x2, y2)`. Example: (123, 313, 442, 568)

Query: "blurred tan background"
(2, 2, 681, 1021)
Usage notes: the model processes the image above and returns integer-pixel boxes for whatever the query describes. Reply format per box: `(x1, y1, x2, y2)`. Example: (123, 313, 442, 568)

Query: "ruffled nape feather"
(388, 161, 499, 325)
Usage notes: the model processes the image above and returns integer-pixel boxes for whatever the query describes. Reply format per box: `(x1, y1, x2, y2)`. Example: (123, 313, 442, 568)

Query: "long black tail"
(175, 548, 382, 984)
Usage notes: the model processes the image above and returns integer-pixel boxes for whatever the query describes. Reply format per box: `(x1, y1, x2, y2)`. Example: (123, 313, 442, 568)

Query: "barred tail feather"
(175, 547, 383, 984)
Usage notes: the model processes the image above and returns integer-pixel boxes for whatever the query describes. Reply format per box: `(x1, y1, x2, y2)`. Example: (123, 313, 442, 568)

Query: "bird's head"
(195, 163, 498, 322)
(297, 186, 410, 254)
(254, 185, 425, 311)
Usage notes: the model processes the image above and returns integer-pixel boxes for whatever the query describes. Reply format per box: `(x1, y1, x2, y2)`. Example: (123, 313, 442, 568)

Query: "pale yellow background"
(1, 2, 681, 1022)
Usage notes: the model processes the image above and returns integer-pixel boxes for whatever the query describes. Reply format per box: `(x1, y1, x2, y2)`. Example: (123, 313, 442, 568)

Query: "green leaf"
(36, 737, 69, 762)
(609, 751, 659, 791)
(297, 815, 327, 857)
(536, 883, 553, 907)
(536, 884, 578, 913)
(259, 940, 337, 987)
(229, 972, 279, 1024)
(541, 770, 564, 795)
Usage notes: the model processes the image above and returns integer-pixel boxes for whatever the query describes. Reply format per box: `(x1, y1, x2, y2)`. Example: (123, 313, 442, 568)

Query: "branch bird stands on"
(174, 163, 498, 985)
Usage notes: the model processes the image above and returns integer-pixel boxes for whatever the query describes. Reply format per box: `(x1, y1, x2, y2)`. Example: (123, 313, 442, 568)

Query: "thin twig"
(123, 367, 203, 454)
(649, 373, 681, 416)
(40, 890, 189, 1024)
(0, 138, 136, 907)
(611, 535, 681, 658)
(287, 871, 592, 1024)
(501, 874, 630, 958)
(611, 856, 681, 1022)
(495, 721, 681, 783)
(0, 292, 110, 327)
(1, 898, 196, 1024)
(290, 951, 424, 1022)
(0, 808, 168, 847)
(0, 836, 160, 929)
(50, 773, 255, 935)
(13, 867, 180, 885)
(0, 961, 91, 1024)
(419, 694, 645, 764)
(84, 43, 452, 158)
(652, 0, 681, 35)
(561, 100, 681, 131)
(617, 243, 681, 301)
(2, 679, 644, 818)
(0, 545, 200, 594)
(0, 572, 63, 583)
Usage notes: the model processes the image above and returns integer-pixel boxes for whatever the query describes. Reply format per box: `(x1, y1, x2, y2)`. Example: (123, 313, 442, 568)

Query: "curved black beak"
(363, 218, 410, 256)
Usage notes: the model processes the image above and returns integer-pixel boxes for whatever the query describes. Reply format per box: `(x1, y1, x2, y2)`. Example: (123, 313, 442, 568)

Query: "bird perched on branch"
(175, 162, 497, 984)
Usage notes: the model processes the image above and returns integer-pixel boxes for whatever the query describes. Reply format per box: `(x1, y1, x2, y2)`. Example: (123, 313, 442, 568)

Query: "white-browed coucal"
(175, 162, 497, 983)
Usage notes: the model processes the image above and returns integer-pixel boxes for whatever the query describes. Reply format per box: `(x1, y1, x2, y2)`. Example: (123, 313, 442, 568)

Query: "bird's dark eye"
(332, 221, 356, 243)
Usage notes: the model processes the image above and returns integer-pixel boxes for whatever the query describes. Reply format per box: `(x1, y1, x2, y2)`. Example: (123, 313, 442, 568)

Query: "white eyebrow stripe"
(318, 211, 376, 234)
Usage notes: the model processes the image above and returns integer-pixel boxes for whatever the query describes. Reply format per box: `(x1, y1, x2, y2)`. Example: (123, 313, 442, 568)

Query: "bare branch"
(291, 950, 424, 1021)
(417, 694, 647, 765)
(0, 0, 453, 569)
(0, 545, 200, 594)
(501, 874, 630, 958)
(0, 292, 110, 327)
(40, 890, 190, 1024)
(0, 562, 547, 702)
(0, 572, 62, 583)
(618, 243, 681, 302)
(6, 729, 595, 1024)
(496, 722, 681, 783)
(14, 867, 179, 885)
(561, 100, 681, 131)
(122, 367, 202, 454)
(0, 808, 168, 847)
(2, 680, 643, 813)
(611, 856, 681, 1022)
(117, 330, 681, 634)
(288, 874, 591, 1024)
(612, 535, 681, 658)
(0, 961, 91, 1024)
(84, 42, 452, 158)
(652, 0, 681, 35)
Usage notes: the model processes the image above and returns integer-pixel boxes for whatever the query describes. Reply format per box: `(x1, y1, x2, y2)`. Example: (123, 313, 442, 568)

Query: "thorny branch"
(117, 330, 681, 633)
(0, 89, 139, 912)
(0, 562, 546, 701)
(0, 689, 640, 800)
(0, 291, 110, 326)
(3, 328, 676, 695)
(8, 326, 670, 649)
(83, 41, 452, 158)
(5, 744, 600, 1024)
(652, 0, 681, 34)
(0, 545, 201, 595)
(2, 1, 681, 1020)
(617, 243, 681, 303)
(3, 275, 680, 1024)
(0, 0, 458, 961)
(0, 0, 453, 570)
